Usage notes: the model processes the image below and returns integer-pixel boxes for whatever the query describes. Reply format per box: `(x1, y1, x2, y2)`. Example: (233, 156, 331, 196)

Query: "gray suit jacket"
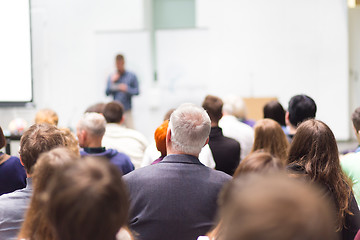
(123, 154, 231, 240)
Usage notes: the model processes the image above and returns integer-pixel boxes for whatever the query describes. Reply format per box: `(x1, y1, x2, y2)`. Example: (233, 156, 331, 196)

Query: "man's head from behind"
(287, 94, 317, 128)
(35, 109, 59, 126)
(167, 103, 211, 156)
(222, 95, 247, 119)
(103, 101, 124, 124)
(76, 113, 106, 148)
(19, 124, 66, 175)
(44, 157, 129, 240)
(352, 107, 360, 142)
(202, 95, 223, 125)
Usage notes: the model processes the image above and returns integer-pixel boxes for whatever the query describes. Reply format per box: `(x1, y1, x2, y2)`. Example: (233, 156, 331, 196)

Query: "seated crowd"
(0, 94, 359, 240)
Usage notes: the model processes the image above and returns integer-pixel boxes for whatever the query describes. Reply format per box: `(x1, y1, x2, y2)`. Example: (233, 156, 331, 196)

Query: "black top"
(208, 127, 241, 176)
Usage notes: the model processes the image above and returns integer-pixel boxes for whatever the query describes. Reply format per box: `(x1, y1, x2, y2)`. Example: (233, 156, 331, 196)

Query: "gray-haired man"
(124, 103, 231, 240)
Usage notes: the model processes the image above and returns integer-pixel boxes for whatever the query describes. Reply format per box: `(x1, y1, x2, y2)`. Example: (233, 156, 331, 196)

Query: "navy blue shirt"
(0, 156, 26, 196)
(80, 147, 134, 175)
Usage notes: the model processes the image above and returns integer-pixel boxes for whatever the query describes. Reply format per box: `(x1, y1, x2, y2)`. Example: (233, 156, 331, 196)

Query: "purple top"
(0, 155, 27, 196)
(151, 156, 165, 165)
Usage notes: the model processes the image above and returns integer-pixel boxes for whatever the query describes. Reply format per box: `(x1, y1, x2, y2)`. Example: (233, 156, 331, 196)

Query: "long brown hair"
(18, 148, 79, 240)
(251, 119, 289, 164)
(287, 119, 352, 231)
(233, 150, 284, 177)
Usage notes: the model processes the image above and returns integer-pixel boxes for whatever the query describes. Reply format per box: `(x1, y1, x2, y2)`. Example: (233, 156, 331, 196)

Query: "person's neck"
(167, 148, 199, 158)
(118, 69, 125, 74)
(85, 139, 103, 148)
(211, 122, 219, 127)
(288, 124, 297, 135)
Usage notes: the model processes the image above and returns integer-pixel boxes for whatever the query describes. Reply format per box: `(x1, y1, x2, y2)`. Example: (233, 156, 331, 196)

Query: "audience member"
(223, 95, 255, 127)
(34, 109, 59, 126)
(85, 102, 106, 114)
(263, 100, 287, 133)
(0, 124, 66, 240)
(286, 94, 317, 141)
(77, 112, 134, 175)
(151, 120, 169, 165)
(287, 119, 360, 240)
(102, 101, 148, 169)
(0, 127, 26, 195)
(59, 127, 80, 157)
(341, 106, 360, 205)
(141, 109, 216, 168)
(233, 150, 284, 177)
(44, 157, 130, 240)
(201, 173, 338, 240)
(202, 95, 241, 175)
(251, 119, 289, 165)
(219, 96, 254, 160)
(124, 103, 231, 240)
(18, 147, 79, 240)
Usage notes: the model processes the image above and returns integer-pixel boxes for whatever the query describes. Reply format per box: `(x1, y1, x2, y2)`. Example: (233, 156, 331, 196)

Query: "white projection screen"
(0, 0, 32, 104)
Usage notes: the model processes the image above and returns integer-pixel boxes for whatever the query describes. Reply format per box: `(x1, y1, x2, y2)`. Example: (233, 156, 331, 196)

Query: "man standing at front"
(106, 54, 139, 128)
(124, 103, 231, 240)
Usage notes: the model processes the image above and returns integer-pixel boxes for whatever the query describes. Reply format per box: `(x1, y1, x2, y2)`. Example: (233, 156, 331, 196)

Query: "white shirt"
(102, 123, 149, 169)
(219, 115, 254, 160)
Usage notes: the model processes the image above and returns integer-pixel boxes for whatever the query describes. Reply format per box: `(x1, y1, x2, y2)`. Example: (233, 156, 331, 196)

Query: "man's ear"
(78, 130, 87, 145)
(120, 116, 125, 125)
(285, 112, 290, 126)
(19, 156, 24, 166)
(204, 137, 209, 147)
(166, 128, 172, 144)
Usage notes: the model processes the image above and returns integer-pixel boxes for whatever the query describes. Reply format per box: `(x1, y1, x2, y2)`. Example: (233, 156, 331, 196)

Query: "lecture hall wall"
(0, 0, 359, 142)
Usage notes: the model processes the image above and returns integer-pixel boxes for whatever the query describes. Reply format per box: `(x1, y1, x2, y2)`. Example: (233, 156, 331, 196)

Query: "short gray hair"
(169, 103, 211, 155)
(77, 113, 106, 137)
(222, 95, 247, 119)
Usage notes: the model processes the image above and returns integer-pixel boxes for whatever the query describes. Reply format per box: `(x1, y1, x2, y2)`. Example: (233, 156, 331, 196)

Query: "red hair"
(154, 120, 169, 157)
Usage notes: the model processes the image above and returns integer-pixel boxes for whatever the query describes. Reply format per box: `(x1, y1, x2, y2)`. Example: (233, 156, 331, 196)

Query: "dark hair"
(288, 94, 317, 127)
(85, 102, 105, 114)
(214, 173, 337, 240)
(116, 54, 124, 62)
(287, 119, 352, 231)
(202, 95, 223, 123)
(352, 107, 360, 132)
(263, 100, 286, 126)
(45, 157, 129, 240)
(18, 148, 79, 240)
(233, 150, 284, 177)
(103, 101, 124, 123)
(251, 119, 289, 164)
(0, 127, 6, 149)
(19, 124, 66, 174)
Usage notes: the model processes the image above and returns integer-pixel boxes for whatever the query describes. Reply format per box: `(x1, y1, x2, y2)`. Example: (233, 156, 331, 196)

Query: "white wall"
(349, 8, 360, 139)
(0, 0, 352, 142)
(0, 0, 148, 134)
(194, 0, 349, 139)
